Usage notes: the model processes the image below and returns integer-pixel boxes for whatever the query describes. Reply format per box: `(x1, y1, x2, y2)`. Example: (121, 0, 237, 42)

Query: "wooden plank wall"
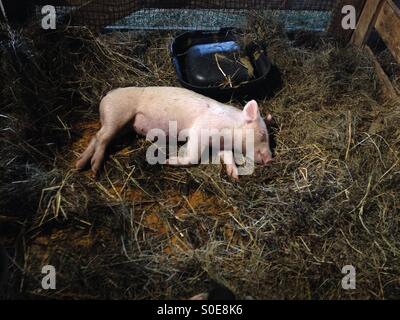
(374, 0, 400, 63)
(351, 0, 400, 98)
(351, 0, 383, 45)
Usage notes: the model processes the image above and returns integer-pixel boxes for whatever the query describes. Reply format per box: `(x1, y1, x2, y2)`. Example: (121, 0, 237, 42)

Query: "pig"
(75, 86, 273, 179)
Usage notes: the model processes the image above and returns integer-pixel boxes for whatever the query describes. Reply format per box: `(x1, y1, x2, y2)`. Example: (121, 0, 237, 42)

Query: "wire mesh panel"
(27, 0, 339, 31)
(109, 9, 332, 31)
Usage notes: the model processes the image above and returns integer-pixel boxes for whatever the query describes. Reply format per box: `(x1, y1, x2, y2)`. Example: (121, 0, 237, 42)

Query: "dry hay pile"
(1, 13, 399, 299)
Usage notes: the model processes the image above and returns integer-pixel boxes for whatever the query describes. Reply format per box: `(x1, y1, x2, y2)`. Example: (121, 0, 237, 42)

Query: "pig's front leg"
(166, 129, 204, 166)
(218, 150, 239, 180)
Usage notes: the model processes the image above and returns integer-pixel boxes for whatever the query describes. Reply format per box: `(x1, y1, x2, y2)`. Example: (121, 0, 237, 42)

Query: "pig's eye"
(259, 130, 267, 141)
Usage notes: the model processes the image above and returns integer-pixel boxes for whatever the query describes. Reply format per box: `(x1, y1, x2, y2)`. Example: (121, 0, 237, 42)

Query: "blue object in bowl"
(188, 41, 239, 56)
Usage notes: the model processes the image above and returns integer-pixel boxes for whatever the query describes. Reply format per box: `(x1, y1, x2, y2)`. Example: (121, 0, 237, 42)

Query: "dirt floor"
(1, 13, 400, 299)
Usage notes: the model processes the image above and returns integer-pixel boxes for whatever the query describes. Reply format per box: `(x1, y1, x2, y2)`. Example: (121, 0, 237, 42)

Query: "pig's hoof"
(75, 159, 86, 171)
(189, 293, 208, 300)
(75, 162, 82, 170)
(91, 167, 99, 178)
(226, 165, 239, 180)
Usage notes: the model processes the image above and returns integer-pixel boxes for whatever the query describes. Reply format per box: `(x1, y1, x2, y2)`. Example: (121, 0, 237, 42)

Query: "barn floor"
(1, 13, 400, 299)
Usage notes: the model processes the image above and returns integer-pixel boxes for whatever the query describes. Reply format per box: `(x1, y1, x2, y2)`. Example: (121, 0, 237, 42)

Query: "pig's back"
(141, 86, 216, 111)
(136, 87, 226, 130)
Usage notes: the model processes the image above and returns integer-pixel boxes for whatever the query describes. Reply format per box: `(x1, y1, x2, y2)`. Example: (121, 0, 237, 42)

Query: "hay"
(1, 12, 400, 299)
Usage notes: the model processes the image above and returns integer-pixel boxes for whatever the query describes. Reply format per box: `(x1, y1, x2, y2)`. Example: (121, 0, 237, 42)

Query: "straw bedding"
(1, 13, 399, 299)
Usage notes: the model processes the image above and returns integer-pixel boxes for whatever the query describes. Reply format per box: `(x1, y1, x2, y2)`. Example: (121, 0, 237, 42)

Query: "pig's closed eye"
(259, 130, 267, 141)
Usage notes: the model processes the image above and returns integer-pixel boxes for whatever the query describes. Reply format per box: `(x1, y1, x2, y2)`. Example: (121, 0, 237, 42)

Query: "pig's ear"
(243, 100, 259, 122)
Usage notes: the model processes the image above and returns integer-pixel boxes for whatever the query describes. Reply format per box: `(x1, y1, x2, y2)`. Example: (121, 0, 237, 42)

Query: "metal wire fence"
(23, 0, 339, 31)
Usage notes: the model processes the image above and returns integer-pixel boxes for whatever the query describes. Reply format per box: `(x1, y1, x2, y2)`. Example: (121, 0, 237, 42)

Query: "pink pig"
(75, 86, 273, 179)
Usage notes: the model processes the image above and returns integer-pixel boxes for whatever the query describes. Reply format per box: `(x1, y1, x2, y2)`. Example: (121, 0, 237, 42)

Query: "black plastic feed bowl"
(185, 41, 252, 87)
(171, 29, 274, 102)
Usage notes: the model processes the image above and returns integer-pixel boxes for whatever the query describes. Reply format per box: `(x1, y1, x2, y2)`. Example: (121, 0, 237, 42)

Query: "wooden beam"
(374, 0, 400, 63)
(365, 45, 399, 98)
(351, 0, 384, 45)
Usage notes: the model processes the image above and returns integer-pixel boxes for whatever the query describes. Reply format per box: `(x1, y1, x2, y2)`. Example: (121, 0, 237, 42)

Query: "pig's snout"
(262, 153, 274, 165)
(263, 155, 274, 165)
(256, 151, 274, 165)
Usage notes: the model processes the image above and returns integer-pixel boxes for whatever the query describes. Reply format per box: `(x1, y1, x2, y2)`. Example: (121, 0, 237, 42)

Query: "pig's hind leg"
(76, 102, 134, 174)
(75, 137, 96, 170)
